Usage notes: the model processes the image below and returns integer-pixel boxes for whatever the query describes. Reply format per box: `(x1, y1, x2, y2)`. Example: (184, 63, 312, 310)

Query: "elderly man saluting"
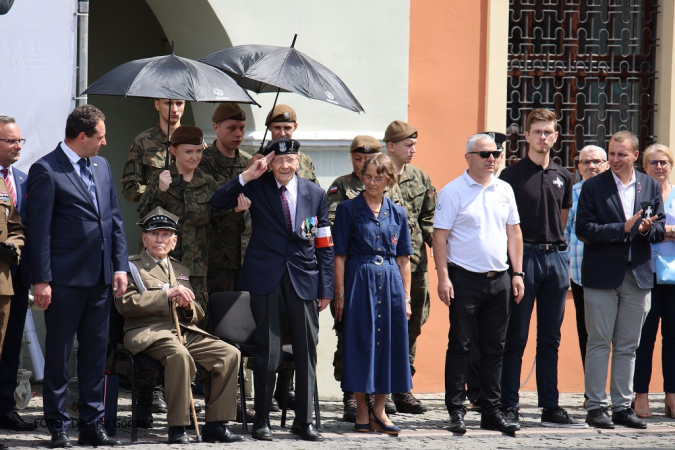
(210, 138, 333, 442)
(116, 207, 244, 444)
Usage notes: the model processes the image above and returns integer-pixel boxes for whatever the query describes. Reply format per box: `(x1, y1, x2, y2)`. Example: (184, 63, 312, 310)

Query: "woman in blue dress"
(333, 153, 413, 435)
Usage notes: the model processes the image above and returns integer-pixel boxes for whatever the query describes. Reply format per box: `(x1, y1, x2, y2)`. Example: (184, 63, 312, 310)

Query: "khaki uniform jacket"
(0, 178, 24, 296)
(116, 251, 212, 355)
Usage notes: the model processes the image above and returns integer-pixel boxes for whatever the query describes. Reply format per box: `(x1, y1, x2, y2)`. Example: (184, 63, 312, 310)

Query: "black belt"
(524, 242, 568, 252)
(448, 262, 507, 278)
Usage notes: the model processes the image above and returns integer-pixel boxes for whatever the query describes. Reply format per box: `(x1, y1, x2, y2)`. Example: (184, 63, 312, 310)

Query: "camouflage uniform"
(137, 164, 230, 318)
(297, 151, 320, 186)
(121, 124, 169, 203)
(326, 172, 404, 381)
(397, 164, 436, 377)
(200, 143, 251, 293)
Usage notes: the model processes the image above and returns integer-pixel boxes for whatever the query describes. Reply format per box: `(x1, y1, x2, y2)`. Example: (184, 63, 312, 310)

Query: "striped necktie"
(77, 158, 98, 211)
(280, 186, 293, 235)
(0, 168, 16, 206)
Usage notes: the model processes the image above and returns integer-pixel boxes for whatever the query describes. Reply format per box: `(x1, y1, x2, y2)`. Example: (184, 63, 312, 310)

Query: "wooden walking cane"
(171, 301, 202, 442)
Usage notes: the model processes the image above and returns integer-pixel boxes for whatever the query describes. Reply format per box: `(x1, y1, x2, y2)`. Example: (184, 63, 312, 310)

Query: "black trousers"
(250, 270, 319, 423)
(445, 264, 510, 413)
(570, 280, 588, 370)
(0, 278, 29, 414)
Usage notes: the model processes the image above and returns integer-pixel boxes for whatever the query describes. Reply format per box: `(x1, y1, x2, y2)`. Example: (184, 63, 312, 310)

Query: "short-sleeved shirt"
(499, 155, 573, 244)
(434, 171, 520, 272)
(564, 181, 584, 285)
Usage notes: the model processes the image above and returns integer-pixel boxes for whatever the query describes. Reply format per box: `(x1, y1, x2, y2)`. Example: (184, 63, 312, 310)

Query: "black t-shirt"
(499, 155, 573, 244)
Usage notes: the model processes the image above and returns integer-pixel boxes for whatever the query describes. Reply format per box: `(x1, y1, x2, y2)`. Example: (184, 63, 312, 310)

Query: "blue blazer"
(9, 167, 29, 288)
(210, 171, 334, 300)
(25, 145, 129, 287)
(576, 169, 665, 290)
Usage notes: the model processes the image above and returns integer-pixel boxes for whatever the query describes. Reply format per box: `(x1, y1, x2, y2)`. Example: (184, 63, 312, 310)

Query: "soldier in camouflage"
(137, 126, 244, 320)
(265, 104, 319, 186)
(327, 135, 405, 422)
(384, 120, 437, 414)
(121, 99, 186, 203)
(200, 103, 252, 294)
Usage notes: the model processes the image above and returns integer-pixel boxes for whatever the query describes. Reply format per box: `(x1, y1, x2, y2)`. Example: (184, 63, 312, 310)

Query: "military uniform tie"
(158, 260, 170, 279)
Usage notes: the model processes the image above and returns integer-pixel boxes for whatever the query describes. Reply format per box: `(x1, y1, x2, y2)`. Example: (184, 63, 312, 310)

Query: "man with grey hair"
(564, 144, 608, 406)
(434, 133, 523, 434)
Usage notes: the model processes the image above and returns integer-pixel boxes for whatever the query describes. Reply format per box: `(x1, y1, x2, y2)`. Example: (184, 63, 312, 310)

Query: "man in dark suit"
(0, 116, 36, 433)
(576, 130, 665, 430)
(26, 105, 129, 448)
(210, 138, 333, 442)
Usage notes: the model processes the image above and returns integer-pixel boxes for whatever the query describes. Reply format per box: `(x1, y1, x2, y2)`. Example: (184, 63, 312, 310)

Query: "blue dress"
(334, 193, 413, 394)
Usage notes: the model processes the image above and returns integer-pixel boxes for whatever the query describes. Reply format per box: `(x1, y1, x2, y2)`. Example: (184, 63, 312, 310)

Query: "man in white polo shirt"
(433, 133, 524, 435)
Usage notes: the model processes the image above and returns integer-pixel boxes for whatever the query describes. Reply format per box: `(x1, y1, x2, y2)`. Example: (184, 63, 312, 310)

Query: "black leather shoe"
(51, 431, 72, 448)
(0, 410, 37, 431)
(586, 407, 615, 429)
(612, 408, 647, 429)
(269, 397, 280, 412)
(167, 426, 189, 444)
(202, 422, 245, 443)
(448, 410, 466, 434)
(481, 409, 520, 433)
(252, 417, 273, 441)
(77, 428, 122, 446)
(291, 421, 325, 442)
(0, 442, 8, 450)
(152, 384, 168, 414)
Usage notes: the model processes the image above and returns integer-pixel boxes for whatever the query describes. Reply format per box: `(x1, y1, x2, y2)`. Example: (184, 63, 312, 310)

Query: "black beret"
(263, 138, 300, 156)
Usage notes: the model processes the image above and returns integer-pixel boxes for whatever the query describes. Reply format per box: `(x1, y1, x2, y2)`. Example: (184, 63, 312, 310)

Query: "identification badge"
(391, 232, 399, 244)
(177, 274, 189, 281)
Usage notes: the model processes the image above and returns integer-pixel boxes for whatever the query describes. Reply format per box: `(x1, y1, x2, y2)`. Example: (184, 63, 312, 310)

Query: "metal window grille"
(506, 0, 659, 175)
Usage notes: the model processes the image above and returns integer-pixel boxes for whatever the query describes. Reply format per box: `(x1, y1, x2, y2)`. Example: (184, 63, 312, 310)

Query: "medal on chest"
(301, 216, 318, 245)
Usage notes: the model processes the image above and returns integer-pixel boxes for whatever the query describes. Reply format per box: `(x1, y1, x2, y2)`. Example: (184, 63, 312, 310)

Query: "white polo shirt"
(434, 170, 520, 272)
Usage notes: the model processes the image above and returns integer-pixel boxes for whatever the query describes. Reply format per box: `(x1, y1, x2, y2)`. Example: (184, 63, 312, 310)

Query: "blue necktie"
(78, 158, 98, 212)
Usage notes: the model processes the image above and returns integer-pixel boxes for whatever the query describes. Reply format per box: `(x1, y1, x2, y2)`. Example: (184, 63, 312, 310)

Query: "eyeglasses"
(580, 159, 606, 166)
(271, 157, 298, 166)
(530, 130, 556, 138)
(648, 160, 671, 167)
(469, 151, 502, 159)
(363, 174, 385, 183)
(0, 138, 25, 146)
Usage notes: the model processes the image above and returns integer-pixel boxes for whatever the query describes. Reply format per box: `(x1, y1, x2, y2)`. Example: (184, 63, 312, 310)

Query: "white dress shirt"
(612, 169, 636, 221)
(239, 173, 299, 231)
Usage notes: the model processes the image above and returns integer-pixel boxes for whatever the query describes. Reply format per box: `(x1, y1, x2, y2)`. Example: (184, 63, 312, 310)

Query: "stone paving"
(2, 387, 675, 449)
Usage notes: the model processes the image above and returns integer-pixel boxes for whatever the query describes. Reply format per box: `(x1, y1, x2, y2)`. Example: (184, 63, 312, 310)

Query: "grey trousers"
(584, 268, 651, 411)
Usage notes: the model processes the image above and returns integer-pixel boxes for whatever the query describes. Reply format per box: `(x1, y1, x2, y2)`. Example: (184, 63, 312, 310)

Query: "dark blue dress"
(334, 193, 413, 394)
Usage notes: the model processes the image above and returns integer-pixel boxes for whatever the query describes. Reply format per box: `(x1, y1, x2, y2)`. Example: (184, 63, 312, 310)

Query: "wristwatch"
(513, 272, 525, 278)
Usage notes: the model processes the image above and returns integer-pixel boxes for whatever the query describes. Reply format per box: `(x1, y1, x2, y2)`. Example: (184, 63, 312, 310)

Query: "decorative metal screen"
(506, 0, 659, 174)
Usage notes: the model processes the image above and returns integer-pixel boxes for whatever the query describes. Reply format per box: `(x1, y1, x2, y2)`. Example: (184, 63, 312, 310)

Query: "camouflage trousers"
(331, 270, 430, 382)
(190, 276, 209, 331)
(207, 268, 239, 295)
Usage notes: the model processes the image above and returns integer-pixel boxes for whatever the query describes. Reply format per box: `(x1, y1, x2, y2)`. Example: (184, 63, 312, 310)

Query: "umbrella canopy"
(83, 52, 256, 104)
(200, 43, 364, 113)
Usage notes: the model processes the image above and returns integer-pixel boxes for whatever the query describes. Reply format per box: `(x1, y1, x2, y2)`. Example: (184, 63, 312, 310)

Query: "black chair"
(109, 304, 164, 443)
(209, 291, 320, 431)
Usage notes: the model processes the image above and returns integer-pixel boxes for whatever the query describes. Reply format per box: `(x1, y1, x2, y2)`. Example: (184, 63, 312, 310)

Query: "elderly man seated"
(116, 207, 243, 444)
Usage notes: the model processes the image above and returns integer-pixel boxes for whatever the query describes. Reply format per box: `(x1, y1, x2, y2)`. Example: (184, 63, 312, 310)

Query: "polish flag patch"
(328, 186, 338, 194)
(315, 226, 334, 248)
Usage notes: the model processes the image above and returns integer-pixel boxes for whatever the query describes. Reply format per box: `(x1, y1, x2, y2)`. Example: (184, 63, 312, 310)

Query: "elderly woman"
(333, 153, 412, 435)
(633, 143, 675, 419)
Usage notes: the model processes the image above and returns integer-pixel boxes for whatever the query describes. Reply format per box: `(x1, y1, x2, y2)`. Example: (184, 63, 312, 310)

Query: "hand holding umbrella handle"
(171, 301, 202, 442)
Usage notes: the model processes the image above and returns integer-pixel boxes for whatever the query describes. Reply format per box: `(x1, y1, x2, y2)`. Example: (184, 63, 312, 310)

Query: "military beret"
(350, 135, 381, 154)
(170, 126, 203, 146)
(479, 131, 508, 150)
(264, 138, 300, 156)
(137, 207, 179, 231)
(265, 104, 297, 126)
(212, 103, 246, 123)
(383, 120, 418, 143)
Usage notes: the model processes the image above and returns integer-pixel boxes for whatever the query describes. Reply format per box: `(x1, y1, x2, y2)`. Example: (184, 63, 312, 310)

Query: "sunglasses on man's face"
(469, 151, 503, 159)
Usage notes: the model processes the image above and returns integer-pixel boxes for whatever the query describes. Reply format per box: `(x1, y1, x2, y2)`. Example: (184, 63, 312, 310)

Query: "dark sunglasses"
(469, 151, 502, 159)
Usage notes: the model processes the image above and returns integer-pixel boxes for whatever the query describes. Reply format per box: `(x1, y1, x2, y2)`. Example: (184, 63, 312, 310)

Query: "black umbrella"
(84, 42, 258, 172)
(200, 35, 365, 149)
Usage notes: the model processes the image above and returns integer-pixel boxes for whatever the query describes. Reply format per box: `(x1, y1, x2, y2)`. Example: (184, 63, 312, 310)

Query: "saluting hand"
(159, 170, 172, 192)
(241, 152, 275, 183)
(234, 193, 252, 212)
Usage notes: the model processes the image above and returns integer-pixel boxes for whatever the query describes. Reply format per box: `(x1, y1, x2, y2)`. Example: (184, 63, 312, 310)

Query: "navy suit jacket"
(576, 169, 665, 290)
(9, 167, 30, 289)
(210, 171, 334, 300)
(25, 145, 129, 287)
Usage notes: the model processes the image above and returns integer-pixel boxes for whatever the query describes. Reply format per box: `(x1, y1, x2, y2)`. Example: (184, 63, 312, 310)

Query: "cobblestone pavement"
(2, 388, 675, 449)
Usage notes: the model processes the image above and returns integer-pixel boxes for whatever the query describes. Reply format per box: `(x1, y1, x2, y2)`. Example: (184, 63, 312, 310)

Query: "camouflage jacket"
(297, 151, 320, 186)
(200, 143, 250, 270)
(326, 172, 404, 227)
(121, 123, 169, 203)
(137, 164, 224, 277)
(397, 164, 436, 273)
